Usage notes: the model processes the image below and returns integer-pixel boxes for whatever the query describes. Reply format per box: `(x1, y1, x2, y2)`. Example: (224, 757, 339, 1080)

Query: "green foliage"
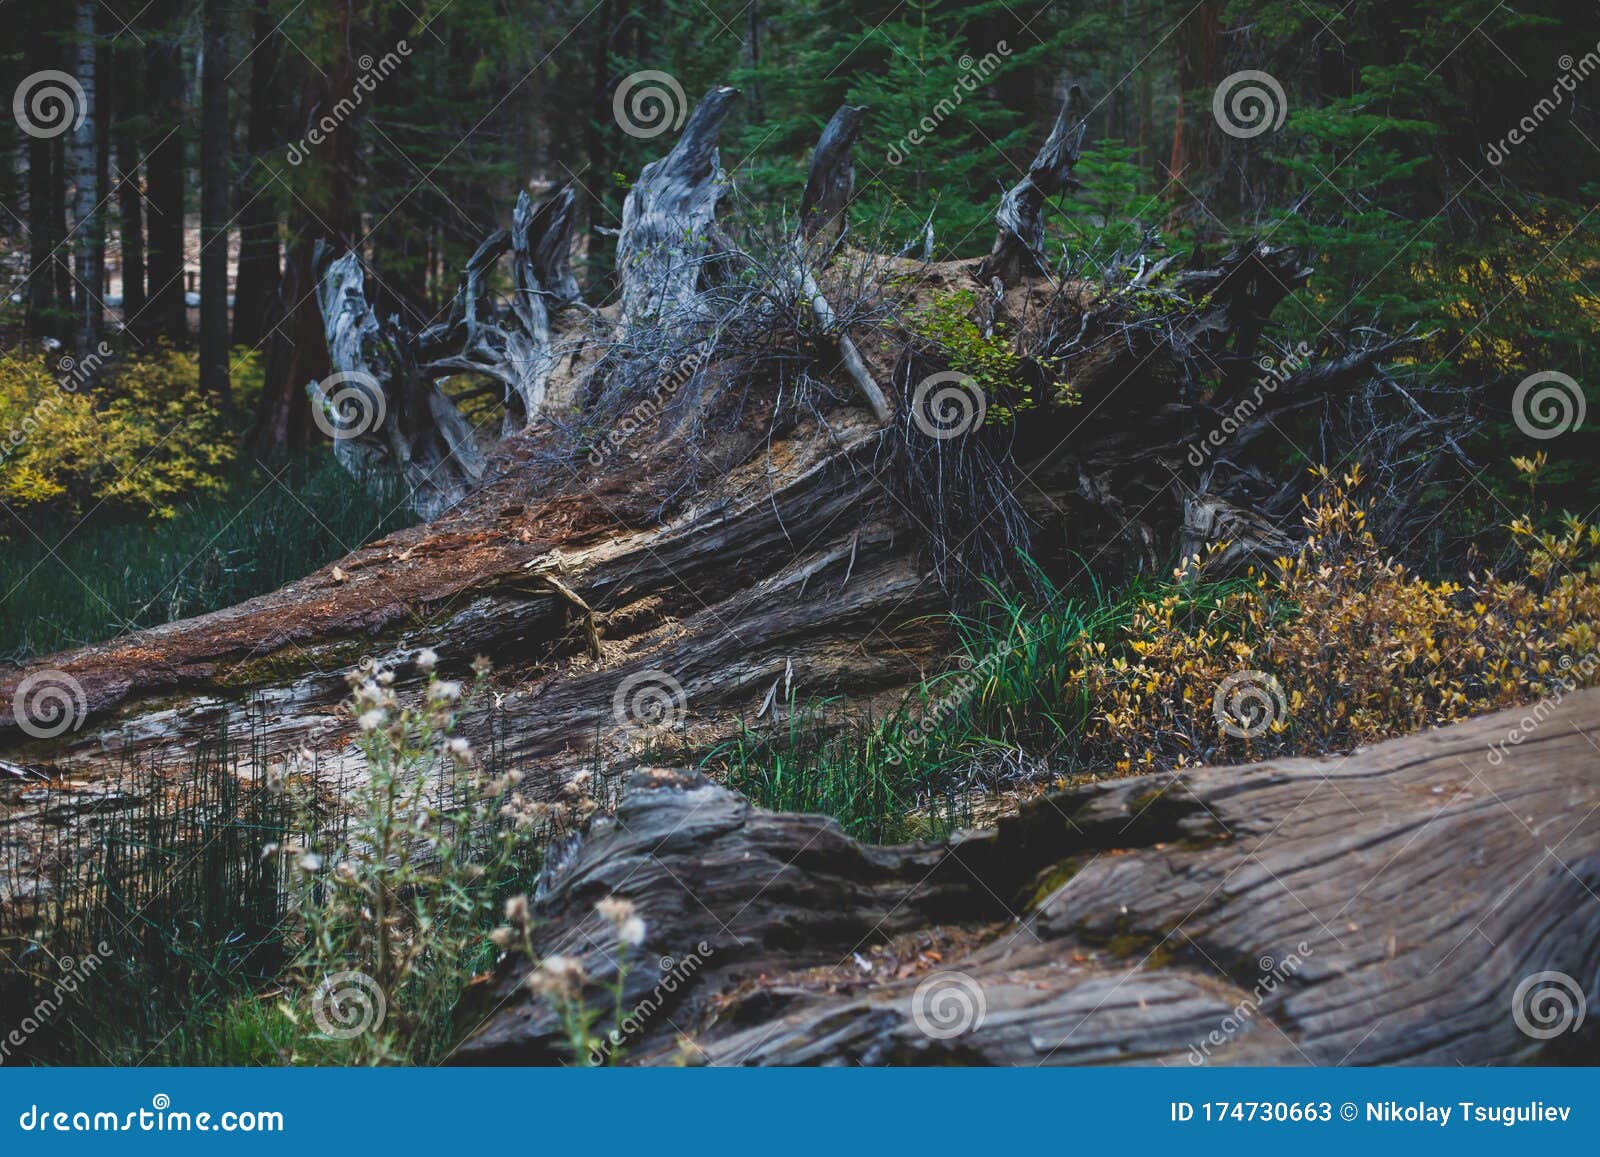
(704, 574, 1129, 841)
(0, 451, 414, 662)
(270, 658, 538, 1064)
(0, 345, 243, 525)
(905, 290, 1078, 421)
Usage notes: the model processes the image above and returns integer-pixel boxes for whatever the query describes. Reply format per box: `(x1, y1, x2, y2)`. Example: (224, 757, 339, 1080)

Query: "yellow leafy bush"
(0, 344, 239, 526)
(1075, 466, 1600, 772)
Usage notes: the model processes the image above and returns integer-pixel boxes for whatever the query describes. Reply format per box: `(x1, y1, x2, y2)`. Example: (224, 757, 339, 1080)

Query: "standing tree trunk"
(71, 0, 101, 358)
(1167, 0, 1221, 222)
(251, 0, 359, 457)
(231, 0, 281, 350)
(25, 30, 58, 340)
(50, 139, 72, 332)
(199, 0, 229, 407)
(142, 0, 187, 345)
(113, 43, 146, 332)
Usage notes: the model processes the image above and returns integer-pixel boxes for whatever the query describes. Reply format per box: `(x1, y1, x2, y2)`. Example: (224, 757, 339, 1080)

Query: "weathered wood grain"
(454, 690, 1600, 1066)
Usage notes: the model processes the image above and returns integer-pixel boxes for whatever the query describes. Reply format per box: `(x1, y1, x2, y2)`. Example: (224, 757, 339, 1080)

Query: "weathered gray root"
(453, 689, 1600, 1066)
(794, 105, 888, 422)
(978, 84, 1088, 286)
(617, 86, 740, 329)
(315, 249, 487, 519)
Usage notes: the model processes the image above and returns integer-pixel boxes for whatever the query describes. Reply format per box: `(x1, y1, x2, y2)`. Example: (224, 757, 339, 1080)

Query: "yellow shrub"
(0, 344, 235, 526)
(1077, 466, 1600, 772)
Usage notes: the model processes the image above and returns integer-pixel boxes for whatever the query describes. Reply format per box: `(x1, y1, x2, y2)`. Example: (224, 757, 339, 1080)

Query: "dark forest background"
(2, 0, 1598, 658)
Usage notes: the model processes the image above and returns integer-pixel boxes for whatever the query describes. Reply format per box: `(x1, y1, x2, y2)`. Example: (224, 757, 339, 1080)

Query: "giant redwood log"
(1, 85, 1467, 928)
(453, 689, 1600, 1066)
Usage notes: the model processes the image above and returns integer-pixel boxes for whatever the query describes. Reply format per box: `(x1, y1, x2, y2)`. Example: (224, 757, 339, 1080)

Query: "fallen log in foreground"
(455, 688, 1600, 1065)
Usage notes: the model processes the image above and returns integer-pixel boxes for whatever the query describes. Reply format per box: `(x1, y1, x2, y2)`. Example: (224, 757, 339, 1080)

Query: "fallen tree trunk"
(453, 689, 1600, 1066)
(1, 84, 1470, 934)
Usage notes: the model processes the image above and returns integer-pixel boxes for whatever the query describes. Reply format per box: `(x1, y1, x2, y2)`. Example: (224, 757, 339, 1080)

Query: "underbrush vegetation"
(0, 655, 617, 1066)
(0, 340, 413, 661)
(6, 469, 1595, 1065)
(0, 452, 413, 661)
(707, 466, 1600, 838)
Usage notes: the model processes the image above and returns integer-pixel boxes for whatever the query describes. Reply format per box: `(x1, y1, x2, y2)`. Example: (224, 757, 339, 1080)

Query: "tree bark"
(199, 0, 230, 407)
(979, 85, 1088, 286)
(616, 86, 739, 328)
(230, 0, 283, 350)
(453, 689, 1600, 1065)
(140, 0, 187, 345)
(113, 42, 146, 333)
(70, 0, 101, 358)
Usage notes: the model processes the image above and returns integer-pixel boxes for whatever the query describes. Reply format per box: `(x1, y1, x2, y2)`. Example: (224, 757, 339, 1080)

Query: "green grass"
(0, 452, 415, 662)
(0, 708, 549, 1066)
(702, 572, 1145, 842)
